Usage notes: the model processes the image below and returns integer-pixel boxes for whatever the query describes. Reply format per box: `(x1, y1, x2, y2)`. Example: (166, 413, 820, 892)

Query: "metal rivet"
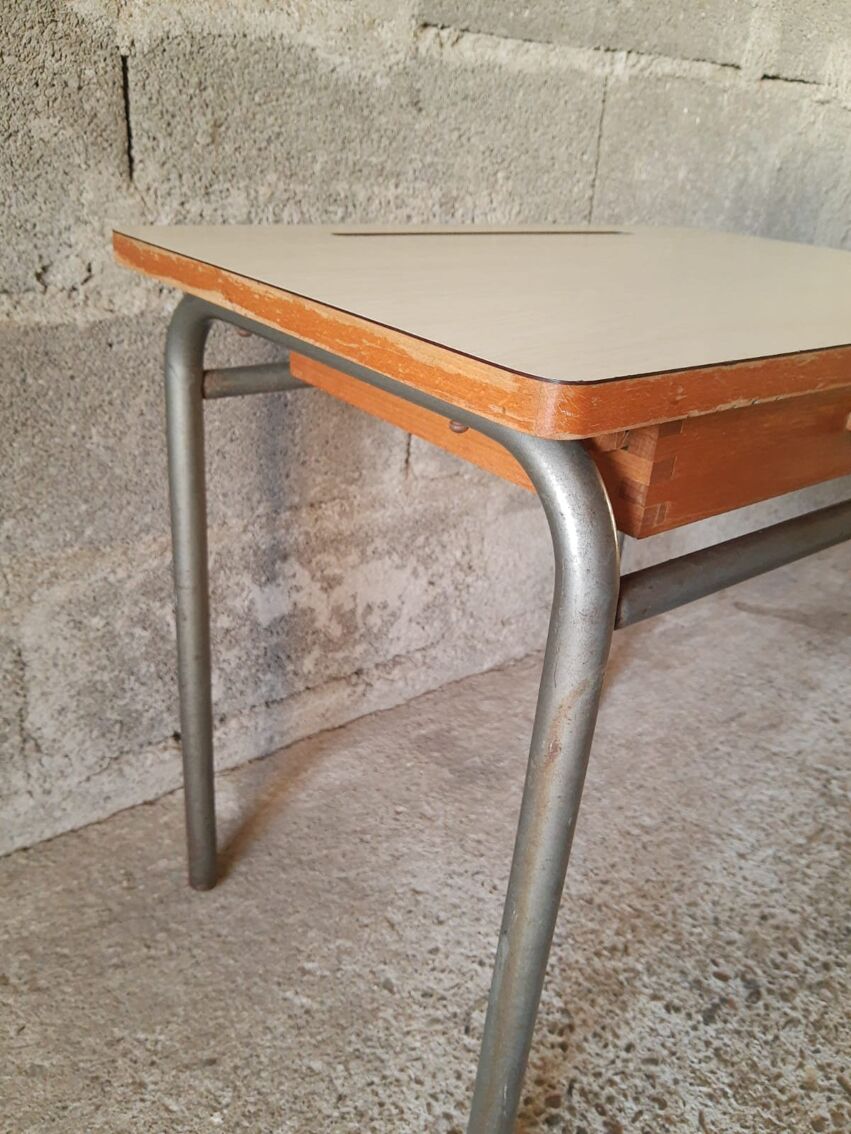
(449, 420, 468, 434)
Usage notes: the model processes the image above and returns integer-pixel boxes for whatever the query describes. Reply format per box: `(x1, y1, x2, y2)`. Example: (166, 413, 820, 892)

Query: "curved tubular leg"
(159, 296, 619, 1109)
(466, 436, 620, 1134)
(165, 296, 216, 890)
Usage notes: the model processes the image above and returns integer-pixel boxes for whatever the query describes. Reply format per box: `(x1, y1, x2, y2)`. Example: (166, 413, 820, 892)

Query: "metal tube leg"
(467, 438, 620, 1133)
(164, 296, 217, 890)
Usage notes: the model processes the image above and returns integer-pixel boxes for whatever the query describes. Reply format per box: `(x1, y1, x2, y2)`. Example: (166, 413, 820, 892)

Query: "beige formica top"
(113, 224, 851, 438)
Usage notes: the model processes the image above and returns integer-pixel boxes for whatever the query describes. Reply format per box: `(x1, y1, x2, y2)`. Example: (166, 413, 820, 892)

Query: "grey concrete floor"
(2, 546, 850, 1134)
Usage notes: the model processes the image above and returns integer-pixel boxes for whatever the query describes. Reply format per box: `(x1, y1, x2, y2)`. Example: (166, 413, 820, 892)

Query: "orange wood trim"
(114, 232, 851, 441)
(289, 364, 851, 538)
(632, 384, 851, 536)
(116, 233, 539, 435)
(289, 353, 534, 490)
(291, 354, 666, 536)
(589, 386, 851, 536)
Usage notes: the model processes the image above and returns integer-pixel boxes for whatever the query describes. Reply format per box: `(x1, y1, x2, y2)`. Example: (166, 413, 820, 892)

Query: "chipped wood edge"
(114, 231, 851, 440)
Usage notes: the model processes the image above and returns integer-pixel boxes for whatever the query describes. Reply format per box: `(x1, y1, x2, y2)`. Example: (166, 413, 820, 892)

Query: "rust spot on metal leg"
(543, 677, 591, 767)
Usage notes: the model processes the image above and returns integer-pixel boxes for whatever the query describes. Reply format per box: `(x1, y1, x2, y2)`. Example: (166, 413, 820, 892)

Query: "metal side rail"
(616, 500, 851, 629)
(202, 360, 307, 399)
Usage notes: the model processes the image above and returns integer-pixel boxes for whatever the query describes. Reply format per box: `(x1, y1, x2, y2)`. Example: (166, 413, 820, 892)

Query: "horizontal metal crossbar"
(203, 361, 307, 399)
(616, 499, 851, 628)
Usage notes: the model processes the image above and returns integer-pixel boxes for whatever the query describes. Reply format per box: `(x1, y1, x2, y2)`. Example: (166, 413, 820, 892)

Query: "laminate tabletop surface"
(114, 224, 851, 438)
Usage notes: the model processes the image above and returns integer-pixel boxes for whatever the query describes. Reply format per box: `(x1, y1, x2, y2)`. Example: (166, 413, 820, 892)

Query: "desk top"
(114, 224, 851, 438)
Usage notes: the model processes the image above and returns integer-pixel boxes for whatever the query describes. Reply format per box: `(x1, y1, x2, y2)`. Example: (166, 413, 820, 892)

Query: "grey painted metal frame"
(617, 499, 851, 628)
(164, 301, 216, 891)
(465, 435, 619, 1131)
(203, 360, 306, 399)
(163, 293, 851, 1134)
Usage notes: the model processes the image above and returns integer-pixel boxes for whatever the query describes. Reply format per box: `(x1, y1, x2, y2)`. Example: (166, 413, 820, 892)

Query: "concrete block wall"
(2, 0, 849, 854)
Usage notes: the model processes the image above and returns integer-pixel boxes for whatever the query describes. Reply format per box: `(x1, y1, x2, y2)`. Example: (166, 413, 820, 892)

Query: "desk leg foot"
(467, 438, 620, 1134)
(165, 296, 217, 891)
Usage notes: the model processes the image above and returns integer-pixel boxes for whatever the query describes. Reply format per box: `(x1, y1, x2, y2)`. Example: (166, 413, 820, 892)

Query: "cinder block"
(591, 1, 752, 65)
(205, 473, 547, 720)
(2, 540, 180, 853)
(593, 75, 851, 250)
(416, 1, 752, 65)
(756, 2, 851, 86)
(0, 315, 408, 558)
(0, 1, 130, 294)
(415, 0, 598, 45)
(18, 542, 178, 786)
(410, 51, 603, 222)
(127, 31, 603, 223)
(5, 473, 548, 853)
(1, 316, 169, 557)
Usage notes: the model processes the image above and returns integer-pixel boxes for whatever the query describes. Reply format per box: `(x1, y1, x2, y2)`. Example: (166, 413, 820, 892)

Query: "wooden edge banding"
(115, 232, 541, 436)
(114, 231, 851, 440)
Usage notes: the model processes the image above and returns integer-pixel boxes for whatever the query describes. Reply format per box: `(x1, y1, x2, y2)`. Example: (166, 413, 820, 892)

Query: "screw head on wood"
(449, 420, 468, 434)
